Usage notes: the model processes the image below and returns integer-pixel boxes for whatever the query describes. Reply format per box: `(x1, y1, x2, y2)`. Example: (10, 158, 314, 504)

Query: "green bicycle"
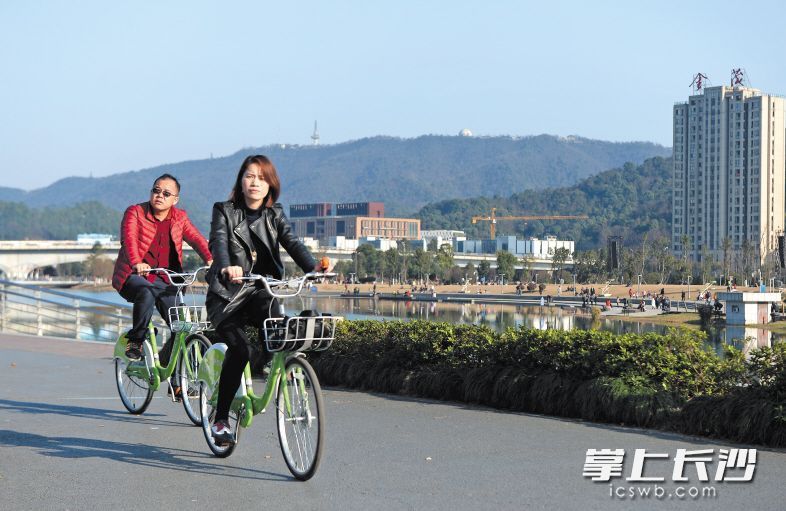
(114, 267, 212, 425)
(198, 272, 342, 480)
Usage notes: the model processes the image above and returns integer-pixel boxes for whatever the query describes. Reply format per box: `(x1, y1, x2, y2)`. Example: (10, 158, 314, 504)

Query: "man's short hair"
(154, 173, 181, 193)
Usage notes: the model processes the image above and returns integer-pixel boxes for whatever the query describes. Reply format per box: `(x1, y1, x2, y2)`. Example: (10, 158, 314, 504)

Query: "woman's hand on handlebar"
(222, 266, 244, 284)
(314, 256, 332, 273)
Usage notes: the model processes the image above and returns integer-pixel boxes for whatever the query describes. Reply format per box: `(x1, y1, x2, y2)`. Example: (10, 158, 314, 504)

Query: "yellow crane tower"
(470, 208, 589, 239)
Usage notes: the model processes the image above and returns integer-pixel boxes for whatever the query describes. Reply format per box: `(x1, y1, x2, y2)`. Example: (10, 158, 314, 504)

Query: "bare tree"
(722, 236, 732, 285)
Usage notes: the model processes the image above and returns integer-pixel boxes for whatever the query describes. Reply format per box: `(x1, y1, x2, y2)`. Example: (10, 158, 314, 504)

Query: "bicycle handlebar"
(142, 266, 210, 287)
(236, 272, 336, 298)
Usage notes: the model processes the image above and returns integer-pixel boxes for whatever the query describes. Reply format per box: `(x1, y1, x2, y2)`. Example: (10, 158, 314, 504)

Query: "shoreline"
(32, 279, 786, 333)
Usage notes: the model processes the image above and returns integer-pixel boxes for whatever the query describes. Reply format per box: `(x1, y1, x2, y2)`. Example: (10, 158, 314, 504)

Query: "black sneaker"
(125, 340, 143, 361)
(211, 420, 235, 446)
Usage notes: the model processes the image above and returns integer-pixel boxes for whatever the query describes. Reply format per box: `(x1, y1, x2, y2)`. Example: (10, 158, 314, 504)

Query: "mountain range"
(0, 135, 669, 233)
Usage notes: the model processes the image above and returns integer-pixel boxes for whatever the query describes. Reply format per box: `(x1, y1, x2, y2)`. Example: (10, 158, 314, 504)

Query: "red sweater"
(112, 202, 212, 291)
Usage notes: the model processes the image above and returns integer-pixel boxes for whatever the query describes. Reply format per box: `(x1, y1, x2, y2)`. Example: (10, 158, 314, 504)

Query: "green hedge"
(307, 320, 786, 446)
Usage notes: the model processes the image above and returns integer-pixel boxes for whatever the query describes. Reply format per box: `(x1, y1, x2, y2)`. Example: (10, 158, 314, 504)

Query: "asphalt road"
(1, 332, 786, 511)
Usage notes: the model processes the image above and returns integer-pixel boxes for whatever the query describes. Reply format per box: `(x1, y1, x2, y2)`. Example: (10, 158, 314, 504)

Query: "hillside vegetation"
(0, 201, 122, 240)
(2, 135, 668, 233)
(418, 156, 672, 250)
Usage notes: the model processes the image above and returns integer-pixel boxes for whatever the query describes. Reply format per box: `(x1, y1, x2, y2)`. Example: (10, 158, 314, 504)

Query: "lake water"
(5, 289, 782, 355)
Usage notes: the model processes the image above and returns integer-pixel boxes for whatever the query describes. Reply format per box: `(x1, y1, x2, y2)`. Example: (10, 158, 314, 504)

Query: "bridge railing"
(0, 279, 164, 343)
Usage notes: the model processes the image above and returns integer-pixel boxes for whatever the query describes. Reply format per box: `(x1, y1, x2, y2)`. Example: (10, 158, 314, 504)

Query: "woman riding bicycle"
(205, 154, 324, 445)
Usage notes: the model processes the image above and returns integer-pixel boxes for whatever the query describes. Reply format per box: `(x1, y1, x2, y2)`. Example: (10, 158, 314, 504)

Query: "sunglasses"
(150, 187, 177, 198)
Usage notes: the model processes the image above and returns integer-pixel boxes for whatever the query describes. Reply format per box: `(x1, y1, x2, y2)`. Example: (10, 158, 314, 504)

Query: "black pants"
(119, 275, 180, 369)
(215, 291, 279, 422)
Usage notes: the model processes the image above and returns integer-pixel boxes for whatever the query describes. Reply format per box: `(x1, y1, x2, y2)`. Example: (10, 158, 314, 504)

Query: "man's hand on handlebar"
(222, 266, 244, 284)
(133, 262, 151, 276)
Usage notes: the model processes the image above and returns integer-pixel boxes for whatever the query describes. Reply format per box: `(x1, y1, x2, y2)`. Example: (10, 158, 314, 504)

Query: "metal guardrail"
(0, 279, 166, 343)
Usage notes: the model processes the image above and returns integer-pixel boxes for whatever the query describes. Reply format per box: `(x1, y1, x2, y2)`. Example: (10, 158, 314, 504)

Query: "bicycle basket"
(168, 305, 211, 333)
(262, 313, 342, 352)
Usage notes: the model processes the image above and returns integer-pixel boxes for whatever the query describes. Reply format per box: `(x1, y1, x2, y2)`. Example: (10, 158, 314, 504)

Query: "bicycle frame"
(113, 266, 210, 389)
(114, 323, 198, 390)
(233, 352, 288, 428)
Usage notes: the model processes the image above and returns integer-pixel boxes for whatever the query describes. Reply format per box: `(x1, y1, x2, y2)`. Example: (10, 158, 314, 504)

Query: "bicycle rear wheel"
(199, 382, 242, 457)
(180, 333, 211, 425)
(276, 357, 324, 481)
(115, 342, 154, 414)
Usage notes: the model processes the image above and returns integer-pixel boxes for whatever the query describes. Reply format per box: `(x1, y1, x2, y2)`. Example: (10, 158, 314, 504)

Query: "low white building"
(455, 235, 574, 260)
(718, 292, 781, 325)
(323, 235, 398, 251)
(326, 236, 359, 251)
(301, 237, 320, 252)
(358, 237, 398, 251)
(517, 236, 574, 260)
(421, 230, 466, 248)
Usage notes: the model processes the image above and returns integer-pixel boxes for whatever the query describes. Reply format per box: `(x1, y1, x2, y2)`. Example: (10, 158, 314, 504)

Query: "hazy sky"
(2, 1, 785, 190)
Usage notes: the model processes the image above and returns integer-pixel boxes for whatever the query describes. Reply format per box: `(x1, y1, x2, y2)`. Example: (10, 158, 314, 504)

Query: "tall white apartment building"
(672, 85, 786, 264)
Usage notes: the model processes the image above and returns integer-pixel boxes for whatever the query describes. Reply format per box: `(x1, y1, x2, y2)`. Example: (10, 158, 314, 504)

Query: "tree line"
(321, 234, 770, 288)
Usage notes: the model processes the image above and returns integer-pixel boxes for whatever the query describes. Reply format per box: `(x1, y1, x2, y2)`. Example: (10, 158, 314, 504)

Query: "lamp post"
(637, 274, 642, 298)
(687, 275, 692, 303)
(572, 274, 576, 294)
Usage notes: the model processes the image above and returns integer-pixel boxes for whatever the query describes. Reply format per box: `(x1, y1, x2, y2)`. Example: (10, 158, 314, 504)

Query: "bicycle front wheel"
(276, 357, 324, 481)
(199, 382, 242, 457)
(115, 344, 154, 414)
(180, 333, 211, 425)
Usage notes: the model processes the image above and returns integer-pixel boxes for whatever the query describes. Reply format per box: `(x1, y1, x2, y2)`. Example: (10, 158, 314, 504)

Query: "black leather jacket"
(205, 200, 316, 326)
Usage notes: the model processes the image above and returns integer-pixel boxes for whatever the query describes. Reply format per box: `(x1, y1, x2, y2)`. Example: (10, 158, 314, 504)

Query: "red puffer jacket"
(112, 202, 212, 291)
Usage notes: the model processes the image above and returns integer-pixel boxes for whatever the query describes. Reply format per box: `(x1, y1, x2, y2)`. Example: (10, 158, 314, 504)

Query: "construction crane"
(471, 208, 589, 239)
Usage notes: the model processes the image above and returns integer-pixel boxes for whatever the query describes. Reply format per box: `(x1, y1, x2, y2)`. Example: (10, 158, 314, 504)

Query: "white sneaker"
(211, 420, 235, 446)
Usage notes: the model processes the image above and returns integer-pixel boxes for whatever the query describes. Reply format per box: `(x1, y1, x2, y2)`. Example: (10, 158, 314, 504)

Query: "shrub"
(304, 320, 786, 446)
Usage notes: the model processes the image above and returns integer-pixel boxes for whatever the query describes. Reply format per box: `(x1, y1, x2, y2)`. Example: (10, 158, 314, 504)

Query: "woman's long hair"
(229, 155, 281, 208)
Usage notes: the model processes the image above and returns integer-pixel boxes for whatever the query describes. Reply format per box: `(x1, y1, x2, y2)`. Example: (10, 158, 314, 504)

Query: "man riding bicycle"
(112, 173, 212, 396)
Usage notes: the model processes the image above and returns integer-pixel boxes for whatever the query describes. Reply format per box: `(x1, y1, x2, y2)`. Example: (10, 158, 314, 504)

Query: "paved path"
(1, 332, 786, 510)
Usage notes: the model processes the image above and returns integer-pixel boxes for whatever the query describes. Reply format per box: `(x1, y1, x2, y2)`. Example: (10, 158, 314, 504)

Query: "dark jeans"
(119, 275, 181, 375)
(214, 290, 279, 422)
